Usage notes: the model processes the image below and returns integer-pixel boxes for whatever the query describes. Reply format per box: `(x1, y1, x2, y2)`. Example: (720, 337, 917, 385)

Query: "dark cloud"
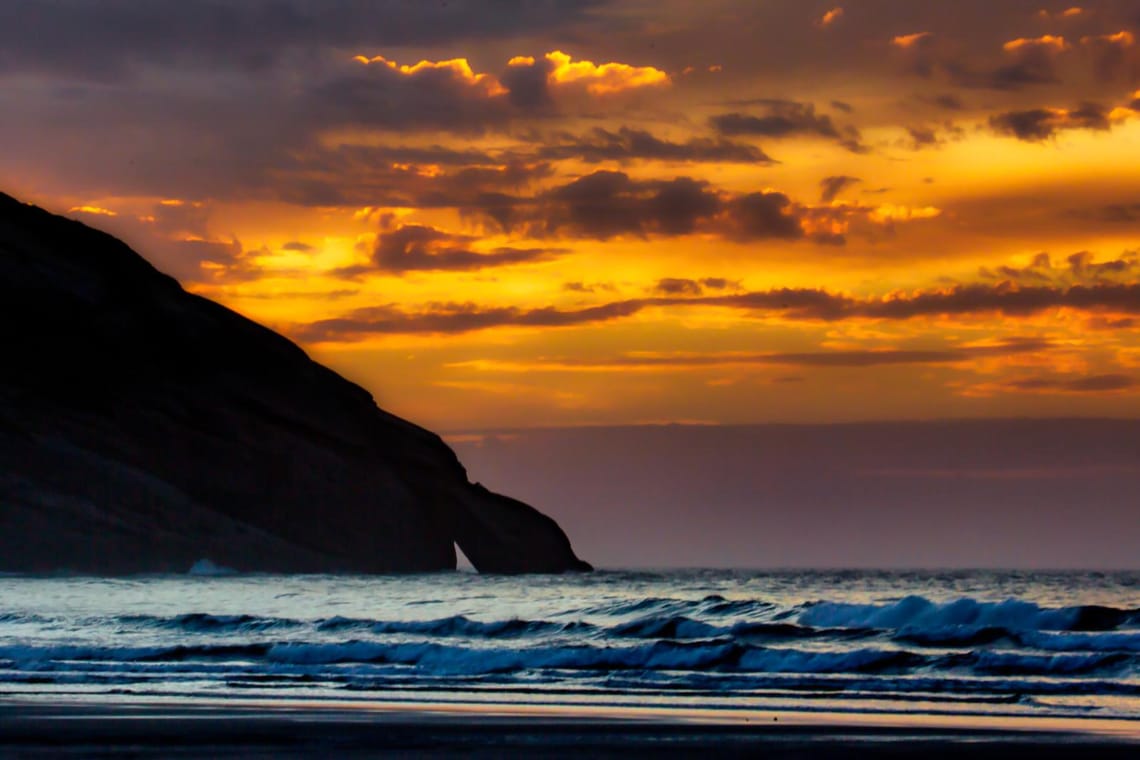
(820, 175, 861, 202)
(652, 277, 737, 295)
(518, 171, 723, 239)
(710, 101, 867, 152)
(309, 60, 512, 134)
(267, 147, 553, 210)
(464, 170, 857, 244)
(1005, 374, 1137, 393)
(562, 281, 616, 294)
(282, 241, 314, 252)
(933, 94, 964, 110)
(1080, 203, 1140, 223)
(654, 278, 704, 296)
(988, 102, 1112, 140)
(293, 281, 1140, 338)
(852, 282, 1140, 319)
(1081, 31, 1139, 82)
(535, 127, 773, 164)
(464, 169, 918, 245)
(0, 0, 604, 80)
(720, 191, 808, 241)
(294, 299, 651, 341)
(945, 36, 1068, 90)
(907, 126, 939, 148)
(699, 278, 736, 291)
(339, 224, 562, 275)
(500, 56, 556, 108)
(830, 100, 854, 113)
(513, 339, 1054, 369)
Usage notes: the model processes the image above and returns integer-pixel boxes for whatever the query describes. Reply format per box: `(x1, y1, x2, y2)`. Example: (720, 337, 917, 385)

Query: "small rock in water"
(188, 559, 237, 576)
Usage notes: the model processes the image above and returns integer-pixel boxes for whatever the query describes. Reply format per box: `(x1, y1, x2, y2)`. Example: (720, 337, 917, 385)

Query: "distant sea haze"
(450, 420, 1140, 569)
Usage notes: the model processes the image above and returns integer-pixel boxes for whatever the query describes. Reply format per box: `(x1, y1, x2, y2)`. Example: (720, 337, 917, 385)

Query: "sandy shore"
(1, 699, 1138, 758)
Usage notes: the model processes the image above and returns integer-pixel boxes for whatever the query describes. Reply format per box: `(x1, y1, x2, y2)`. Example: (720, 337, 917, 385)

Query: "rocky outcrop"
(0, 192, 590, 574)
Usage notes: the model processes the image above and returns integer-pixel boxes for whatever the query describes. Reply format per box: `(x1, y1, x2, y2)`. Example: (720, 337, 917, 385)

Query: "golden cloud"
(543, 50, 670, 95)
(891, 32, 932, 49)
(818, 7, 844, 27)
(1003, 35, 1070, 54)
(353, 54, 506, 95)
(68, 205, 117, 217)
(1081, 30, 1136, 47)
(1037, 7, 1085, 21)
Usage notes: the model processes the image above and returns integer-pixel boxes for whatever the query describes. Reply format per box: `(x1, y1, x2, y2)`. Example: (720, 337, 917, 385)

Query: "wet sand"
(1, 699, 1138, 758)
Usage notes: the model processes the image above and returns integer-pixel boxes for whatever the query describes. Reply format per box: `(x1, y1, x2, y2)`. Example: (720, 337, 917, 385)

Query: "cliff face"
(0, 192, 590, 574)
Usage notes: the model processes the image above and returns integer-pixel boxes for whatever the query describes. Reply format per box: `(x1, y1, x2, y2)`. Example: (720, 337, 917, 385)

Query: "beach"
(1, 698, 1138, 758)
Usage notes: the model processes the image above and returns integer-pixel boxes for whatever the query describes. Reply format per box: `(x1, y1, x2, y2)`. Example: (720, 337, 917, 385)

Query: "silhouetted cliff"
(0, 192, 590, 574)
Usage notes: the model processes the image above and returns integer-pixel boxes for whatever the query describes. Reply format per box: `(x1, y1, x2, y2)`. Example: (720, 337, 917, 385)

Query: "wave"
(8, 637, 1129, 680)
(799, 596, 1140, 633)
(608, 615, 724, 639)
(315, 614, 583, 638)
(577, 595, 772, 619)
(116, 613, 305, 633)
(0, 643, 272, 664)
(972, 651, 1133, 676)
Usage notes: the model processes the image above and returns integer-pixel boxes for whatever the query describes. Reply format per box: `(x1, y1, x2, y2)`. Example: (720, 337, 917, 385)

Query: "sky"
(3, 0, 1140, 434)
(4, 1, 1139, 568)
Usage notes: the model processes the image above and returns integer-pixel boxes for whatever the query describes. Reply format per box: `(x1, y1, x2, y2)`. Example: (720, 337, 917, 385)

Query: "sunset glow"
(5, 0, 1140, 431)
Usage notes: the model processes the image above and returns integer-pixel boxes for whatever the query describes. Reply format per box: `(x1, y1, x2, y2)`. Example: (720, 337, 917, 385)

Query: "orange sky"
(4, 0, 1140, 430)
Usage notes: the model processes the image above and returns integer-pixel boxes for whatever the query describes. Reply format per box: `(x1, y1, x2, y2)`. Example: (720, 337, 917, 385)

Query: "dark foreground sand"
(1, 701, 1137, 758)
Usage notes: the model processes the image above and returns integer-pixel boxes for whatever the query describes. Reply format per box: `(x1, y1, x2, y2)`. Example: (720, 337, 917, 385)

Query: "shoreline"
(2, 698, 1137, 758)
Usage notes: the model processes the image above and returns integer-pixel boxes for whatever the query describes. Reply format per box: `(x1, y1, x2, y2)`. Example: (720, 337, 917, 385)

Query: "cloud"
(266, 147, 554, 210)
(352, 54, 504, 93)
(294, 300, 651, 341)
(988, 102, 1122, 140)
(1080, 30, 1137, 81)
(291, 278, 1140, 339)
(890, 32, 938, 77)
(337, 223, 562, 275)
(542, 50, 670, 95)
(1002, 35, 1070, 55)
(720, 191, 810, 241)
(1003, 374, 1137, 393)
(818, 7, 844, 27)
(947, 35, 1070, 90)
(979, 250, 1140, 284)
(468, 169, 938, 244)
(68, 205, 118, 217)
(0, 1, 606, 80)
(515, 171, 723, 239)
(534, 127, 772, 164)
(711, 110, 835, 138)
(1036, 7, 1086, 21)
(711, 101, 867, 153)
(1077, 203, 1140, 223)
(653, 277, 738, 295)
(892, 32, 933, 49)
(314, 49, 674, 136)
(282, 241, 314, 252)
(931, 94, 964, 110)
(562, 280, 616, 294)
(456, 339, 1056, 372)
(500, 55, 556, 108)
(820, 175, 861, 202)
(498, 49, 669, 106)
(314, 54, 513, 133)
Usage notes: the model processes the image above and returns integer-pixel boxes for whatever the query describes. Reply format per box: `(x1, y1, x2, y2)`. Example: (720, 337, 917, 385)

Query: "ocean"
(1, 570, 1138, 722)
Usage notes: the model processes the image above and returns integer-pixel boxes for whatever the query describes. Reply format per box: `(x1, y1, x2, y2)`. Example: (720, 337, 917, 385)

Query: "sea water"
(0, 570, 1137, 721)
